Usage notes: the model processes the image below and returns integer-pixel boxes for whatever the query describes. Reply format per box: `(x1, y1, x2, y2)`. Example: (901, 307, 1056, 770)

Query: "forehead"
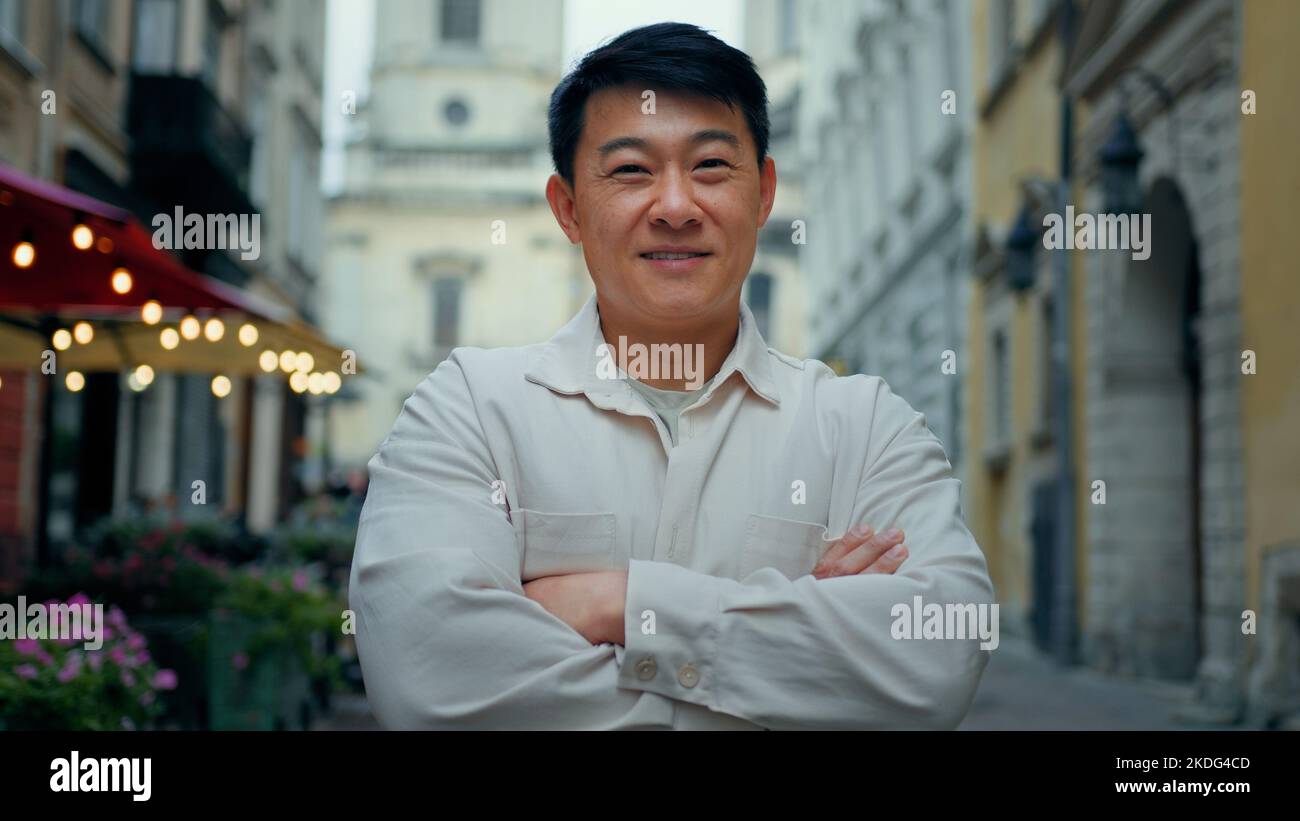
(577, 85, 752, 152)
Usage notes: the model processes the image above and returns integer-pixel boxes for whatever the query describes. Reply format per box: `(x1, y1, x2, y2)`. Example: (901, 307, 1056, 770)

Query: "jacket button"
(635, 657, 657, 681)
(677, 663, 700, 688)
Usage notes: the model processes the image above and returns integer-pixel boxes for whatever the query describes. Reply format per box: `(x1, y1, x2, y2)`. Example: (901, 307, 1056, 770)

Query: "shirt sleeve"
(349, 353, 659, 729)
(617, 376, 996, 730)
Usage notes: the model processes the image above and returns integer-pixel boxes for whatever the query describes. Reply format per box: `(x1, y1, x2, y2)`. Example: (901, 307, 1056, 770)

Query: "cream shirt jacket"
(350, 293, 994, 730)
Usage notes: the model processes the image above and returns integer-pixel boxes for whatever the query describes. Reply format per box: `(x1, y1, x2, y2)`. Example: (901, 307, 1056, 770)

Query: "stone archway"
(1099, 176, 1203, 679)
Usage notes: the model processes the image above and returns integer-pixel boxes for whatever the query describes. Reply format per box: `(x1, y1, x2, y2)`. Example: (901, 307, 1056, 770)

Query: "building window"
(779, 0, 797, 53)
(1038, 294, 1055, 430)
(201, 6, 223, 88)
(746, 272, 773, 343)
(433, 278, 464, 348)
(440, 0, 481, 45)
(74, 0, 111, 57)
(443, 98, 470, 126)
(132, 0, 177, 72)
(990, 327, 1010, 446)
(988, 0, 1015, 87)
(0, 0, 23, 40)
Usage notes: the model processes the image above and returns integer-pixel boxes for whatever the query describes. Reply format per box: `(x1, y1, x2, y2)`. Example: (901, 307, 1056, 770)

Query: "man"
(350, 22, 994, 730)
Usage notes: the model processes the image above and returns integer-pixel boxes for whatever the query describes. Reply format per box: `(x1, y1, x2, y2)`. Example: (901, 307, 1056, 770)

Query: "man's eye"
(613, 164, 646, 174)
(697, 158, 730, 169)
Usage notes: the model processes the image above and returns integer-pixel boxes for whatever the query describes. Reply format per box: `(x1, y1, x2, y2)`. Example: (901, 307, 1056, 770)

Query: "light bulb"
(110, 267, 133, 294)
(141, 300, 163, 325)
(72, 224, 94, 250)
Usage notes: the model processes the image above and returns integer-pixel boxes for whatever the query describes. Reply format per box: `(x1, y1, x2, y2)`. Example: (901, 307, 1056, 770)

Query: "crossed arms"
(349, 354, 994, 730)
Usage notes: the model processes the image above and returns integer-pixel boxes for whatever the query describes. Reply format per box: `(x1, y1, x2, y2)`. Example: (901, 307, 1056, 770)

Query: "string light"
(211, 375, 232, 398)
(66, 371, 85, 392)
(133, 364, 155, 387)
(295, 352, 314, 373)
(179, 314, 200, 340)
(238, 323, 258, 346)
(160, 327, 180, 350)
(72, 224, 94, 250)
(96, 236, 113, 254)
(289, 371, 309, 393)
(12, 240, 34, 268)
(322, 372, 341, 394)
(203, 317, 225, 342)
(52, 329, 72, 350)
(258, 350, 278, 372)
(73, 321, 93, 345)
(110, 267, 133, 294)
(141, 300, 163, 325)
(307, 372, 324, 395)
(279, 350, 297, 373)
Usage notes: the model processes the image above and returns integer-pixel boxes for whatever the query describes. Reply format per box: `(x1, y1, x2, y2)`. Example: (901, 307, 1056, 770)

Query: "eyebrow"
(595, 129, 743, 157)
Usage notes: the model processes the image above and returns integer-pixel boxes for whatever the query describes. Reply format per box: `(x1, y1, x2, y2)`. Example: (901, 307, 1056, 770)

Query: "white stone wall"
(797, 0, 973, 471)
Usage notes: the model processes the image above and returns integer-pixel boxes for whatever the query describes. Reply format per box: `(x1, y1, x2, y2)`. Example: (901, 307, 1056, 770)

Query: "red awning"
(0, 162, 290, 322)
(0, 161, 358, 381)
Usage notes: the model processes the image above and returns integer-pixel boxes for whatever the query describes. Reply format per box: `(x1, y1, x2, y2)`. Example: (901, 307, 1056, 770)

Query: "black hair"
(547, 21, 770, 186)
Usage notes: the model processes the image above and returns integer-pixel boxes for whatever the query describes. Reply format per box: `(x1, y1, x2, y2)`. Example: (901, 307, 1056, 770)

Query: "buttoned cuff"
(617, 558, 722, 708)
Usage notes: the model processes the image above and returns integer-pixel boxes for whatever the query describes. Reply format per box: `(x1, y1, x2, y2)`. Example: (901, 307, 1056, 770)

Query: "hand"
(522, 571, 628, 645)
(812, 525, 908, 579)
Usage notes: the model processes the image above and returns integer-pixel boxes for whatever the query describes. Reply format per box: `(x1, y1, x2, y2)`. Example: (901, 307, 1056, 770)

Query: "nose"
(646, 166, 704, 230)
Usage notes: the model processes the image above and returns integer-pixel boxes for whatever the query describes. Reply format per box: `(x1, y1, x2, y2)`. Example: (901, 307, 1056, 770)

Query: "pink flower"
(68, 592, 91, 608)
(15, 664, 38, 680)
(152, 669, 178, 690)
(231, 652, 249, 671)
(109, 645, 129, 665)
(35, 649, 55, 667)
(57, 655, 82, 683)
(108, 606, 128, 628)
(14, 638, 38, 656)
(121, 670, 136, 687)
(87, 652, 104, 671)
(126, 633, 147, 651)
(139, 691, 155, 706)
(292, 570, 310, 592)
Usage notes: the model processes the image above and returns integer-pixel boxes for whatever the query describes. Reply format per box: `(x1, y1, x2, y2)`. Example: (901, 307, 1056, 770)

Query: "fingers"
(860, 539, 908, 575)
(814, 525, 874, 572)
(818, 528, 906, 578)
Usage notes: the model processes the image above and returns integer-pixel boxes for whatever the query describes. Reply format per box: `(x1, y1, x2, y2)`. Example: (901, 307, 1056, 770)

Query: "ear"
(545, 174, 582, 245)
(756, 155, 777, 228)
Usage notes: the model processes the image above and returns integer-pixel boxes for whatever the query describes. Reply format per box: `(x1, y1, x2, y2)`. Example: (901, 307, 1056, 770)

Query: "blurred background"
(0, 0, 1296, 731)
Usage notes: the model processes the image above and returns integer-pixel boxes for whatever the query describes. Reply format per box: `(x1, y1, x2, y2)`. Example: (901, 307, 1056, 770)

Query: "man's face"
(547, 84, 777, 329)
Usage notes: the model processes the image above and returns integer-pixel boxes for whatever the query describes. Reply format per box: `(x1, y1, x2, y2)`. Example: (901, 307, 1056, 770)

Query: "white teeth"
(645, 252, 706, 260)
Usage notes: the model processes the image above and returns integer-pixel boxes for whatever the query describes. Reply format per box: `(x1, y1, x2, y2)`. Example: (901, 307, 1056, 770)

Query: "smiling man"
(350, 22, 994, 730)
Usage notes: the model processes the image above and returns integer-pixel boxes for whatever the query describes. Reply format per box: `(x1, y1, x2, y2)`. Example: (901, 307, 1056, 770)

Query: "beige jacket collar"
(525, 292, 781, 406)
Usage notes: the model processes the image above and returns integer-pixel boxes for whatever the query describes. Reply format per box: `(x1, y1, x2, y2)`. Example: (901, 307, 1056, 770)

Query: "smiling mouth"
(640, 252, 711, 260)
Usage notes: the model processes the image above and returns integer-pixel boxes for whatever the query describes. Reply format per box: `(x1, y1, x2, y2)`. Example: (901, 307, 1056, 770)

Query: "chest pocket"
(513, 509, 618, 581)
(739, 512, 834, 581)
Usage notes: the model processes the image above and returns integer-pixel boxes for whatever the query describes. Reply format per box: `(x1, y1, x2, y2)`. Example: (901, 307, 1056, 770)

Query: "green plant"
(213, 566, 342, 685)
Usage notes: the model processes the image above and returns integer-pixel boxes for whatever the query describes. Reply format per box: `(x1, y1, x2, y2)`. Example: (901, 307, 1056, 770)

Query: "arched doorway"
(1103, 176, 1203, 679)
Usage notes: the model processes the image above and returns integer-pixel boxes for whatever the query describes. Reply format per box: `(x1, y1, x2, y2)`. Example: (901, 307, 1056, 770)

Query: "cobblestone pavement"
(959, 634, 1224, 730)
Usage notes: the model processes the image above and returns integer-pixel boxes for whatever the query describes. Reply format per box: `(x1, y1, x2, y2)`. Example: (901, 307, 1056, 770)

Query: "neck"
(597, 298, 739, 391)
